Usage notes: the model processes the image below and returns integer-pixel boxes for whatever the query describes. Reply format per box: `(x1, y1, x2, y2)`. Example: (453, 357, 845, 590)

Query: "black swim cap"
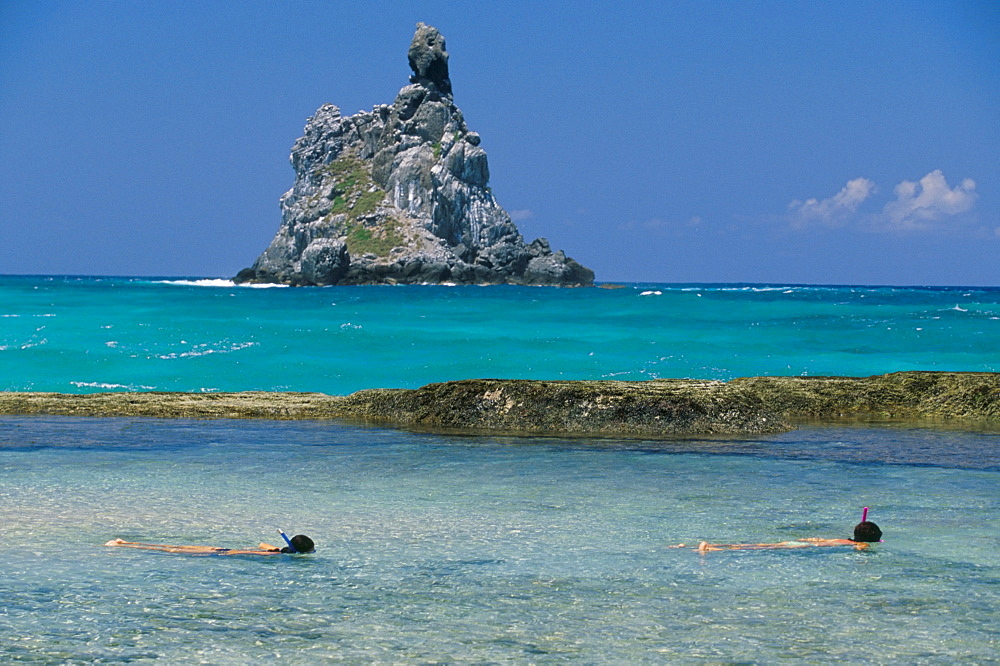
(853, 521, 882, 542)
(283, 534, 315, 554)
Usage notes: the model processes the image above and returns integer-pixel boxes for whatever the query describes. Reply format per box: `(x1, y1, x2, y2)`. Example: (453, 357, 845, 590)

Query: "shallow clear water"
(2, 276, 998, 394)
(2, 417, 998, 663)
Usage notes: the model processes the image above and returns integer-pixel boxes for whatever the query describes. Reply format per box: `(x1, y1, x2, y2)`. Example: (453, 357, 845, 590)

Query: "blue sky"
(1, 1, 997, 285)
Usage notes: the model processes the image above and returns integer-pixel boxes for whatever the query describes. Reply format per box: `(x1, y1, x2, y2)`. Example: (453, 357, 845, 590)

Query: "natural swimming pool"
(2, 417, 997, 662)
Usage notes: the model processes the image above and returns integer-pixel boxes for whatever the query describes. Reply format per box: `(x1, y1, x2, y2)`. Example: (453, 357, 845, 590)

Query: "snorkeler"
(672, 508, 882, 553)
(104, 529, 315, 556)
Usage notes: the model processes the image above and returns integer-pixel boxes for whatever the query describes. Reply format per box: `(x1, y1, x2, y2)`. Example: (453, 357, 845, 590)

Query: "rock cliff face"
(235, 23, 594, 287)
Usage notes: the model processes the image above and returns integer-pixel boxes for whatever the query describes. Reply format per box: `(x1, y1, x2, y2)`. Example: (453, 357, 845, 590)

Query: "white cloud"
(879, 170, 977, 231)
(787, 170, 978, 233)
(508, 209, 533, 221)
(788, 177, 876, 228)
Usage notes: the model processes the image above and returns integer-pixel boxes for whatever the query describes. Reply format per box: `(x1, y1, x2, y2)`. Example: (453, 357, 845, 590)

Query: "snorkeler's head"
(853, 521, 882, 542)
(282, 534, 315, 554)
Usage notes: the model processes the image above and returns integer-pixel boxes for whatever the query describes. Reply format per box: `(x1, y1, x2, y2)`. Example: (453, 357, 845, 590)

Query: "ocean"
(2, 276, 999, 662)
(2, 275, 998, 394)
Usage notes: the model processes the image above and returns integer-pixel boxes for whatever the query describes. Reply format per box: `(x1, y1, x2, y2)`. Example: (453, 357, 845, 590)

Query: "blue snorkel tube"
(278, 528, 296, 553)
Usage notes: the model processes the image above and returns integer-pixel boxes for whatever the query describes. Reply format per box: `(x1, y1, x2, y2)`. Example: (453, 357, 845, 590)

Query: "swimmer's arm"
(105, 538, 190, 551)
(800, 538, 870, 549)
(667, 542, 730, 551)
(105, 539, 287, 555)
(667, 542, 719, 551)
(800, 538, 846, 544)
(215, 543, 284, 555)
(684, 537, 875, 553)
(696, 540, 811, 552)
(103, 539, 225, 554)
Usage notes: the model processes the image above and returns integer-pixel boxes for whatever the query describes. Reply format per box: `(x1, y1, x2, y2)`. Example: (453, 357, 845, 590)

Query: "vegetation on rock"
(316, 155, 403, 257)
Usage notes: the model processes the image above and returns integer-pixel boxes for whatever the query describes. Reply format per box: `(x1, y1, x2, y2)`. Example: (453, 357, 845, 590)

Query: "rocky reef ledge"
(2, 372, 997, 438)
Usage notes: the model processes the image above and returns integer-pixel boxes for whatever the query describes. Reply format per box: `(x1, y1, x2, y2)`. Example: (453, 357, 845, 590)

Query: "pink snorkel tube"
(860, 507, 883, 541)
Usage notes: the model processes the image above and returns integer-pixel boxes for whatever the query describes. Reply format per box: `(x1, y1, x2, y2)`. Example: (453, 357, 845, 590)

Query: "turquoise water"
(1, 418, 998, 662)
(1, 276, 997, 394)
(2, 277, 999, 662)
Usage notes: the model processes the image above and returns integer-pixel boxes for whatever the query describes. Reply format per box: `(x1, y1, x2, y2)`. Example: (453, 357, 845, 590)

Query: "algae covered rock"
(333, 378, 793, 437)
(730, 371, 1000, 421)
(3, 372, 996, 438)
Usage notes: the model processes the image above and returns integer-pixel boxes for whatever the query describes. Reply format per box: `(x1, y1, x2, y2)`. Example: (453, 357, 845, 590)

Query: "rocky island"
(235, 23, 593, 287)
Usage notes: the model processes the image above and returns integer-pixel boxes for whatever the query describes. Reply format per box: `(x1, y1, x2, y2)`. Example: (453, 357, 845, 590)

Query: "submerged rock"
(235, 23, 593, 287)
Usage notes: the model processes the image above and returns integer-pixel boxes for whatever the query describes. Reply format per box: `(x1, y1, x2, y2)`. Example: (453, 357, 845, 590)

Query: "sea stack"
(235, 23, 594, 287)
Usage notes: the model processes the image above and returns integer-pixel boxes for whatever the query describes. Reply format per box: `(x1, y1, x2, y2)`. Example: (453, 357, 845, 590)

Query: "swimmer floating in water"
(104, 529, 315, 556)
(671, 508, 882, 553)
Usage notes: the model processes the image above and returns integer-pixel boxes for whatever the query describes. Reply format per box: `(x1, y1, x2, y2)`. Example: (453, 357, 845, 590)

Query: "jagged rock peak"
(408, 22, 451, 97)
(235, 23, 594, 287)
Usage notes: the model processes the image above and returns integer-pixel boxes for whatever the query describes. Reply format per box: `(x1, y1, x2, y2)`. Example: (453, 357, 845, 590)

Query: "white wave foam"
(639, 291, 662, 296)
(13, 339, 48, 350)
(70, 381, 157, 390)
(156, 278, 235, 287)
(240, 282, 290, 289)
(156, 279, 289, 288)
(675, 286, 790, 293)
(156, 341, 258, 360)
